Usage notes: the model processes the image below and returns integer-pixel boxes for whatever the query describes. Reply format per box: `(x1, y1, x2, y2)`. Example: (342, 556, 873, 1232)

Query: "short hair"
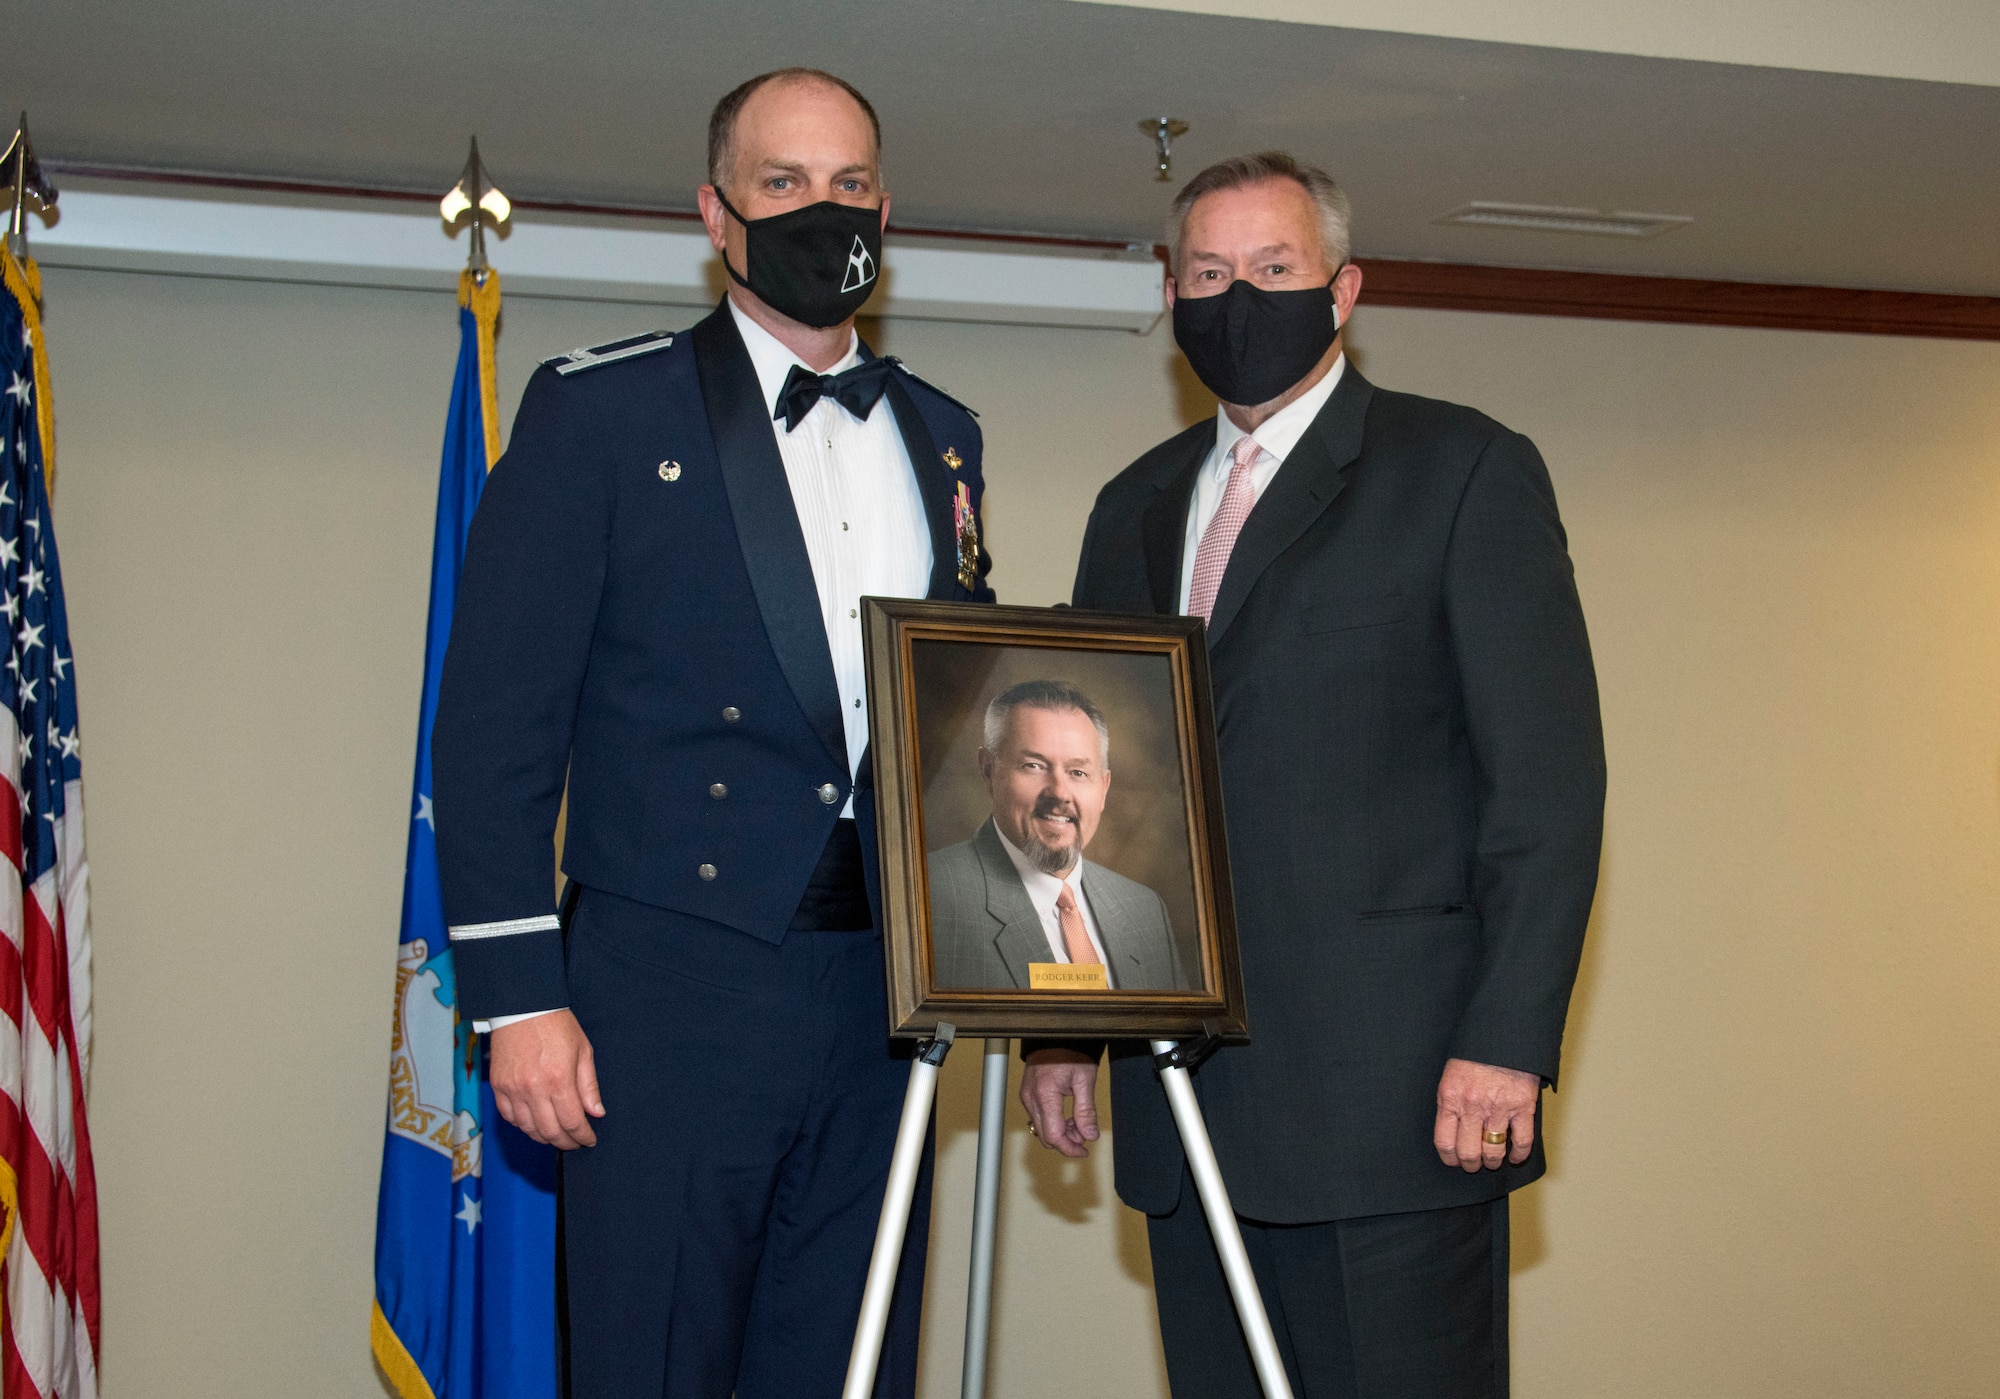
(1166, 151, 1352, 278)
(982, 680, 1111, 770)
(707, 68, 882, 190)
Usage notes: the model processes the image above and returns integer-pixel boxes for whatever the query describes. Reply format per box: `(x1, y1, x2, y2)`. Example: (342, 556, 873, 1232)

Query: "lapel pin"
(942, 447, 963, 471)
(658, 461, 682, 482)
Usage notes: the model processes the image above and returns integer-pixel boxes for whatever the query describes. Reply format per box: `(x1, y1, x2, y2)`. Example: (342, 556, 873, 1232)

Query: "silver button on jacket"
(709, 783, 728, 799)
(698, 863, 718, 881)
(818, 783, 839, 804)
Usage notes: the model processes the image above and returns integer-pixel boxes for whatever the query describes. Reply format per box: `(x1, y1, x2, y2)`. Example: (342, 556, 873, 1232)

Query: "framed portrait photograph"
(862, 598, 1247, 1038)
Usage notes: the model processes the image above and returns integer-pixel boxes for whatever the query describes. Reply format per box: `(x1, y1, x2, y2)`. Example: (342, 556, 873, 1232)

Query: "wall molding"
(32, 175, 1165, 334)
(1355, 258, 2000, 341)
(38, 164, 2000, 341)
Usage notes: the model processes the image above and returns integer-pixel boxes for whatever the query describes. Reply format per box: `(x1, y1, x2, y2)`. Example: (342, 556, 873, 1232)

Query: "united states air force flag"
(372, 270, 556, 1399)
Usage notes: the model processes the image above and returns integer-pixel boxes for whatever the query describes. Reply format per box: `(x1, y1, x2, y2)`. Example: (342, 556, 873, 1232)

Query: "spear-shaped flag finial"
(1, 115, 58, 262)
(440, 136, 511, 279)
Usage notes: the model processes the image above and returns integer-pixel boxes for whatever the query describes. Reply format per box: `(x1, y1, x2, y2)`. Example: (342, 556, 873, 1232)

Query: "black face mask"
(715, 189, 883, 329)
(1171, 273, 1341, 406)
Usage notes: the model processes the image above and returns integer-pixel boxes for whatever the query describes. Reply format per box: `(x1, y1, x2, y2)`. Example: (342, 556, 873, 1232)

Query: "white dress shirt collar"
(1177, 354, 1347, 613)
(729, 298, 863, 425)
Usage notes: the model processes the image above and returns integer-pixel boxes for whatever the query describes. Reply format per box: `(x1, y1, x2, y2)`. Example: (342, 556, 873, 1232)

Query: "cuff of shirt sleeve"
(473, 1008, 564, 1035)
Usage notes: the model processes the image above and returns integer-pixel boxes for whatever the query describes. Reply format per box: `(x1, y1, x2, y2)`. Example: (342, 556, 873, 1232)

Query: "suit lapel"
(1140, 427, 1214, 615)
(880, 372, 960, 599)
(1079, 862, 1150, 990)
(692, 306, 848, 773)
(974, 821, 1047, 989)
(1205, 366, 1374, 646)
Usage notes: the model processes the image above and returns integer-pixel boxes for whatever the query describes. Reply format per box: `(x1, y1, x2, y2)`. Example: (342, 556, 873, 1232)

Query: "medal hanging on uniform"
(954, 483, 980, 591)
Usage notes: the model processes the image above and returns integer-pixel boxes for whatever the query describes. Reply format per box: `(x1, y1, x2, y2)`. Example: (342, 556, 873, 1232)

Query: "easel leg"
(1151, 1040, 1295, 1399)
(843, 1024, 955, 1399)
(960, 1038, 1010, 1399)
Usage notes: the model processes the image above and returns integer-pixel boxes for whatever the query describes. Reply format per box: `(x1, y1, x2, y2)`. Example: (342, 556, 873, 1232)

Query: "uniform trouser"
(562, 888, 931, 1399)
(1146, 1176, 1510, 1399)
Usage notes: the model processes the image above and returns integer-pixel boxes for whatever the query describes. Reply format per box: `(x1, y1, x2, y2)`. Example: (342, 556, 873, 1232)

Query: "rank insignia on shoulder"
(546, 330, 675, 376)
(943, 447, 963, 471)
(881, 357, 979, 418)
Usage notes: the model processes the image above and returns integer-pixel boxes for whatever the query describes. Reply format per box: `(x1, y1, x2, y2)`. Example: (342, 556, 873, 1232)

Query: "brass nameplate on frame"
(1028, 963, 1109, 991)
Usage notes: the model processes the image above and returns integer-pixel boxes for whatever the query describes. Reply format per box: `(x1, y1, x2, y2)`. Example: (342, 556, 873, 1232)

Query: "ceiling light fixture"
(1434, 201, 1692, 239)
(1139, 117, 1189, 183)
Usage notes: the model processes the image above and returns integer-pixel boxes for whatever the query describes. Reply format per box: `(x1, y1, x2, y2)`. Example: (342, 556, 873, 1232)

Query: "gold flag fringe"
(370, 1298, 440, 1399)
(0, 249, 56, 494)
(458, 269, 502, 471)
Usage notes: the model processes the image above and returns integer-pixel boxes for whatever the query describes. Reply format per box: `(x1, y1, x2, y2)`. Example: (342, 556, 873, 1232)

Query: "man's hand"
(489, 1010, 605, 1150)
(1434, 1057, 1540, 1172)
(1020, 1047, 1100, 1159)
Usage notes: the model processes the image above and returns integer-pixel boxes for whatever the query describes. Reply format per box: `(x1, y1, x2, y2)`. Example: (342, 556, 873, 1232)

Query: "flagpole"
(1, 115, 58, 490)
(2, 114, 55, 265)
(442, 138, 509, 467)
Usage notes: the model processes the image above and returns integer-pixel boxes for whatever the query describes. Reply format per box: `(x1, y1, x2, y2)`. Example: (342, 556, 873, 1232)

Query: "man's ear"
(878, 193, 892, 231)
(1332, 260, 1364, 324)
(696, 184, 729, 254)
(1164, 275, 1177, 311)
(977, 747, 994, 782)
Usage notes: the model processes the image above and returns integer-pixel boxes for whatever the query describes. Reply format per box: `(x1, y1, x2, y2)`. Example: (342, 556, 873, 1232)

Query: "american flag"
(0, 253, 98, 1399)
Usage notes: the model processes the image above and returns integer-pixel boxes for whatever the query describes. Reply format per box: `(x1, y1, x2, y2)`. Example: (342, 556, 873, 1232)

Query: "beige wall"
(38, 264, 2000, 1397)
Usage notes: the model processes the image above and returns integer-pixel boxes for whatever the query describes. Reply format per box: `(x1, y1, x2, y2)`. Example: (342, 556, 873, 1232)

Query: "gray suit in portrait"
(927, 818, 1188, 991)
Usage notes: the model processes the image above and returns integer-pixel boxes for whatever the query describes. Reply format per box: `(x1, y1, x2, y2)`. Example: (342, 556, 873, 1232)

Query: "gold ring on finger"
(1483, 1129, 1508, 1146)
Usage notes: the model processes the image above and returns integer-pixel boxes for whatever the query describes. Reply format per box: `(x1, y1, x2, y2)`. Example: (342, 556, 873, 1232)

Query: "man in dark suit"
(432, 69, 992, 1399)
(1022, 152, 1605, 1397)
(927, 679, 1185, 991)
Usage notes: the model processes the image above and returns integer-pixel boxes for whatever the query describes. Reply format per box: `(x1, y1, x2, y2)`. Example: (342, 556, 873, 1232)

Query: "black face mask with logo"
(715, 189, 883, 329)
(1171, 273, 1342, 407)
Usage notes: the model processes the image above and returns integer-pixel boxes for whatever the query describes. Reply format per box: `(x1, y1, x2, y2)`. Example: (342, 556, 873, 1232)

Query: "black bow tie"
(776, 358, 896, 432)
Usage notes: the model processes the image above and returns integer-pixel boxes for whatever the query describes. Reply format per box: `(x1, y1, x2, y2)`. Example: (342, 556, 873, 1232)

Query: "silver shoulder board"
(547, 331, 675, 376)
(885, 357, 980, 418)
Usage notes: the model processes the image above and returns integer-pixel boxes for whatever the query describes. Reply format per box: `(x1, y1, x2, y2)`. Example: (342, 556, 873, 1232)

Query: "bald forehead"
(739, 72, 870, 126)
(723, 75, 879, 183)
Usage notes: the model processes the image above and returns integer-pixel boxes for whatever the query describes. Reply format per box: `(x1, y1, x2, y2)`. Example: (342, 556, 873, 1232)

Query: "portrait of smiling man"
(432, 67, 993, 1399)
(927, 679, 1185, 992)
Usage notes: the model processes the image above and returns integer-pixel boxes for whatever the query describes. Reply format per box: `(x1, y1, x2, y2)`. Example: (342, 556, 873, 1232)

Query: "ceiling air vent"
(1434, 202, 1693, 239)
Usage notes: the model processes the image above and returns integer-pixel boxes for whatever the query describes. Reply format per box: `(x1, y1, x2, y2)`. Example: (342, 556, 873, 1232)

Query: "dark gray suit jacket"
(928, 819, 1186, 991)
(1073, 365, 1605, 1224)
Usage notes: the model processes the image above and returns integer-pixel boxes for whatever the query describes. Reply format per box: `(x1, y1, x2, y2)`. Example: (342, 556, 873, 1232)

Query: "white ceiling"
(1079, 0, 2000, 87)
(13, 0, 2000, 294)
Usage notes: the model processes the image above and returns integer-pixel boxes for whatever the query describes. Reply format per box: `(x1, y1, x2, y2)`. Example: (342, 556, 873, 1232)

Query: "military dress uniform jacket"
(1074, 365, 1605, 1225)
(433, 303, 994, 1021)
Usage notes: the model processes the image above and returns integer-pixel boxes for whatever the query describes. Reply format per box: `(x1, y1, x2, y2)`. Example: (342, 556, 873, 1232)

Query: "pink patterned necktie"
(1187, 435, 1265, 622)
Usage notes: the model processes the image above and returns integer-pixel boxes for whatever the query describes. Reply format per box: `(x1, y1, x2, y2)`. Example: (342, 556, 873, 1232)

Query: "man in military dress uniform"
(432, 68, 993, 1399)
